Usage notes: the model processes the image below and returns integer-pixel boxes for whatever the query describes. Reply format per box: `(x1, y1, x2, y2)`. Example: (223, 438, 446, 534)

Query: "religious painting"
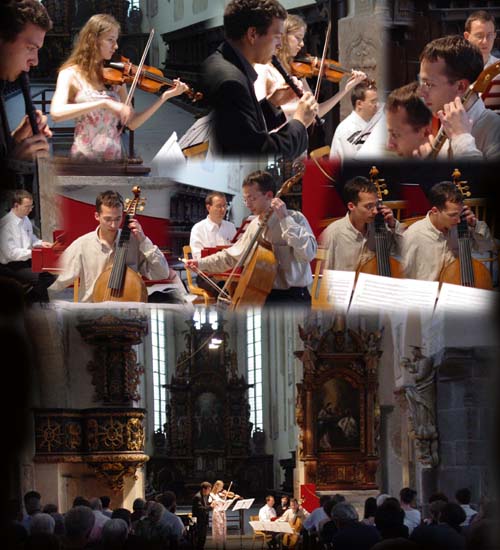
(193, 391, 224, 450)
(317, 378, 361, 451)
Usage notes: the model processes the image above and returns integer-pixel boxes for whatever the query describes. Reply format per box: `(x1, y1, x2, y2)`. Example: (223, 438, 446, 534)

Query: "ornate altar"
(295, 322, 382, 490)
(149, 319, 273, 501)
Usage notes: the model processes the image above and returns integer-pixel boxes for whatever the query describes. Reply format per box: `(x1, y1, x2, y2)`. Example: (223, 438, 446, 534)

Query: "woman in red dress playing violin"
(254, 15, 367, 126)
(50, 14, 189, 161)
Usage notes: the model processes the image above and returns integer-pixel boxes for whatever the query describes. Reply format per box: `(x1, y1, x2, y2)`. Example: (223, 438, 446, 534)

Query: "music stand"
(234, 498, 255, 549)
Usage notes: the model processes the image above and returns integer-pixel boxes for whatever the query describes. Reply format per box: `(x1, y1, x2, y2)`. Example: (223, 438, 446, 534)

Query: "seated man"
(330, 80, 379, 161)
(0, 0, 52, 191)
(386, 81, 433, 157)
(186, 170, 317, 306)
(319, 176, 404, 271)
(202, 0, 318, 157)
(401, 182, 493, 281)
(48, 190, 185, 303)
(0, 190, 54, 303)
(416, 35, 500, 160)
(189, 192, 236, 260)
(464, 10, 498, 67)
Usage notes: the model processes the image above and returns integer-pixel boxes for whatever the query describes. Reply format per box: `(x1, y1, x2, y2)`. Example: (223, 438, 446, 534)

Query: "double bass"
(281, 514, 303, 549)
(92, 186, 149, 302)
(438, 169, 492, 290)
(357, 166, 404, 278)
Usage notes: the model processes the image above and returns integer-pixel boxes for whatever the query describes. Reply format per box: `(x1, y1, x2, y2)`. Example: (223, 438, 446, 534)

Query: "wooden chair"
(383, 199, 408, 222)
(309, 145, 331, 159)
(400, 215, 425, 228)
(182, 245, 216, 306)
(250, 515, 271, 549)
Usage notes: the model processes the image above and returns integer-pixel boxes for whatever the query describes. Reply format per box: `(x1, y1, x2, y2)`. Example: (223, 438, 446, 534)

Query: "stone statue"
(401, 346, 438, 466)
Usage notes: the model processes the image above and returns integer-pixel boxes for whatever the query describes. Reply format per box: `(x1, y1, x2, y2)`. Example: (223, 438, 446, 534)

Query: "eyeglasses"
(101, 216, 122, 223)
(242, 194, 264, 205)
(417, 76, 437, 90)
(470, 31, 497, 41)
(21, 202, 34, 209)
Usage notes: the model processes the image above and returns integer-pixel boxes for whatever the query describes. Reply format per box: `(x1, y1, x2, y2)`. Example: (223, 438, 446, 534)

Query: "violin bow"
(119, 28, 155, 134)
(314, 19, 331, 101)
(223, 481, 233, 502)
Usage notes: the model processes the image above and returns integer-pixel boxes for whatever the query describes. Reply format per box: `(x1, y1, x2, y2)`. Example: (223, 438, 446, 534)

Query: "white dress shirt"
(259, 504, 277, 521)
(0, 210, 42, 263)
(48, 227, 170, 302)
(189, 216, 236, 260)
(197, 210, 316, 289)
(401, 212, 493, 281)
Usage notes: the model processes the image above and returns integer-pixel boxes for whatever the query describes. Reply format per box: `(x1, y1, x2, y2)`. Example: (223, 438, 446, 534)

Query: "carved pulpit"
(295, 323, 382, 490)
(150, 319, 272, 499)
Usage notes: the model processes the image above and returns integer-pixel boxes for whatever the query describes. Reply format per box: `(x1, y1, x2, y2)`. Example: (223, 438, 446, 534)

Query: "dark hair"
(200, 481, 212, 490)
(224, 0, 287, 40)
(386, 81, 432, 130)
(419, 35, 483, 85)
(455, 488, 472, 505)
(100, 496, 111, 508)
(400, 488, 417, 505)
(23, 490, 41, 504)
(243, 170, 276, 195)
(206, 191, 227, 206)
(364, 496, 377, 519)
(159, 491, 177, 512)
(429, 492, 449, 504)
(465, 10, 496, 33)
(343, 176, 377, 205)
(95, 190, 124, 213)
(111, 508, 131, 526)
(428, 182, 464, 209)
(265, 495, 275, 503)
(440, 502, 466, 531)
(42, 504, 58, 514)
(351, 79, 377, 109)
(319, 495, 331, 507)
(0, 0, 52, 42)
(72, 496, 91, 508)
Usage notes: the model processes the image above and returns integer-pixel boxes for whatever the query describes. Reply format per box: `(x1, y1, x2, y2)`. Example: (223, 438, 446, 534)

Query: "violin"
(438, 169, 492, 290)
(103, 56, 203, 102)
(290, 55, 352, 84)
(357, 166, 404, 279)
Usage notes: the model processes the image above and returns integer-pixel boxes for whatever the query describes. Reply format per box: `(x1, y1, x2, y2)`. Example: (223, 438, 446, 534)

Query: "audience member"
(362, 496, 377, 526)
(375, 497, 409, 540)
(99, 518, 129, 549)
(22, 490, 42, 533)
(399, 488, 421, 534)
(100, 496, 113, 518)
(455, 488, 477, 526)
(327, 502, 381, 550)
(410, 502, 466, 550)
(62, 505, 96, 549)
(88, 497, 110, 543)
(30, 513, 55, 535)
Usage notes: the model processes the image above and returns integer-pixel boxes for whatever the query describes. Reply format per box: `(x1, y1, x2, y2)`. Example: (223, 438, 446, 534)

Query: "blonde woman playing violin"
(254, 15, 367, 124)
(50, 14, 189, 161)
(210, 480, 241, 549)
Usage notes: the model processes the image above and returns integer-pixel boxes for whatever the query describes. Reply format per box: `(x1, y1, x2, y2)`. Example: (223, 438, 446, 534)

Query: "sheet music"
(320, 269, 356, 311)
(221, 498, 235, 511)
(249, 520, 294, 533)
(435, 283, 496, 314)
(350, 273, 439, 313)
(233, 498, 255, 510)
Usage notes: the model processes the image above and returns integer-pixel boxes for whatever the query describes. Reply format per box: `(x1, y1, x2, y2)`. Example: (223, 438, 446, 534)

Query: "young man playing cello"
(48, 190, 184, 303)
(319, 177, 404, 272)
(185, 171, 316, 306)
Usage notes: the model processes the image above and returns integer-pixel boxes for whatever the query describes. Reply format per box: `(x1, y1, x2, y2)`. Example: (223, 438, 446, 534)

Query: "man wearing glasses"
(401, 182, 492, 281)
(415, 35, 500, 160)
(464, 11, 498, 67)
(185, 170, 316, 305)
(0, 189, 54, 303)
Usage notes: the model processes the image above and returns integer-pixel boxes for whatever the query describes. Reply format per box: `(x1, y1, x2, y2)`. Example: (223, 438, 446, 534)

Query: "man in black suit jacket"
(202, 0, 318, 157)
(192, 481, 213, 550)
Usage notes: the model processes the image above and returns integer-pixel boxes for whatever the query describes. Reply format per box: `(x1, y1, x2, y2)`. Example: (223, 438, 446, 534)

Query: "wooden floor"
(204, 535, 268, 550)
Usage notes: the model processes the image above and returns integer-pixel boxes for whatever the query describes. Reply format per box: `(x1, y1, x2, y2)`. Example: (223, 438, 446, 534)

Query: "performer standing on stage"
(255, 15, 367, 132)
(192, 482, 213, 550)
(210, 480, 241, 549)
(50, 14, 189, 162)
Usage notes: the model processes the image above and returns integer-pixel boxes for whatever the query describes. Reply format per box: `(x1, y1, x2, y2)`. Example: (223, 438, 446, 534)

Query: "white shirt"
(259, 504, 277, 521)
(0, 210, 42, 263)
(330, 110, 370, 162)
(319, 212, 404, 271)
(189, 216, 236, 260)
(403, 508, 421, 534)
(303, 507, 328, 531)
(48, 227, 170, 302)
(401, 212, 493, 281)
(197, 210, 316, 289)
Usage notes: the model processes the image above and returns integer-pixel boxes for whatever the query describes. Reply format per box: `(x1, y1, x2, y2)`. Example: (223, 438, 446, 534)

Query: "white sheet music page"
(320, 269, 356, 311)
(435, 283, 495, 314)
(233, 498, 255, 510)
(350, 273, 439, 313)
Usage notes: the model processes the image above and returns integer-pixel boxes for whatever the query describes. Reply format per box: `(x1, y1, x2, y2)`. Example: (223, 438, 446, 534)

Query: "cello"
(218, 162, 306, 311)
(438, 169, 492, 290)
(281, 514, 303, 549)
(92, 186, 149, 302)
(357, 166, 404, 278)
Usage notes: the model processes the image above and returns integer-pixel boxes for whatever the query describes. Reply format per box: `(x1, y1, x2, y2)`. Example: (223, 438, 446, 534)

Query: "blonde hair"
(277, 14, 307, 73)
(213, 480, 224, 493)
(60, 14, 120, 85)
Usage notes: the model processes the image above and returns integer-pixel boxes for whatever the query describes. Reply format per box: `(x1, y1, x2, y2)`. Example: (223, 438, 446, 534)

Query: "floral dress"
(70, 70, 124, 161)
(211, 491, 227, 547)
